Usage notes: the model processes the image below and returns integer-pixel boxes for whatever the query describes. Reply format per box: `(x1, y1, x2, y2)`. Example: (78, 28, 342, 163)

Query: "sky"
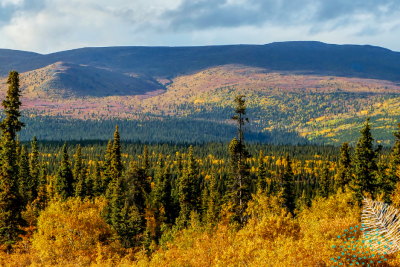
(0, 0, 399, 54)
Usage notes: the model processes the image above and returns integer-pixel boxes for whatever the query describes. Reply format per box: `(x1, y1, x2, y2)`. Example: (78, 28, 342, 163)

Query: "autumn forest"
(2, 68, 400, 267)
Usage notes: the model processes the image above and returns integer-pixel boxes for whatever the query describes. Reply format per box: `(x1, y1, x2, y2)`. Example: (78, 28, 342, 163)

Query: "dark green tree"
(73, 145, 83, 191)
(0, 70, 26, 249)
(18, 145, 32, 204)
(92, 161, 102, 197)
(318, 162, 330, 198)
(351, 118, 380, 203)
(206, 169, 220, 226)
(177, 146, 199, 227)
(226, 95, 251, 224)
(29, 136, 40, 201)
(335, 142, 352, 192)
(35, 161, 48, 210)
(387, 123, 400, 196)
(257, 150, 267, 192)
(142, 145, 150, 174)
(55, 143, 74, 199)
(102, 139, 113, 193)
(282, 155, 295, 213)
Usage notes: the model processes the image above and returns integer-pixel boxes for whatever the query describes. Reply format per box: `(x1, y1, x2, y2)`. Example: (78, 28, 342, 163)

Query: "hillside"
(1, 42, 400, 144)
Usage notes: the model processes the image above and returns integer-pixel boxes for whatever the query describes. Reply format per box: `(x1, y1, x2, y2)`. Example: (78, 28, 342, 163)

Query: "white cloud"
(0, 0, 399, 53)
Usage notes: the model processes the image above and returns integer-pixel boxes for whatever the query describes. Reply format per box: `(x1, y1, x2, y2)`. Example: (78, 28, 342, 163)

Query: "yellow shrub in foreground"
(31, 197, 115, 265)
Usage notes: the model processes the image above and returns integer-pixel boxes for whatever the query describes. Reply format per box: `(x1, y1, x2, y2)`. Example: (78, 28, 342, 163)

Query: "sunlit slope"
(1, 64, 400, 145)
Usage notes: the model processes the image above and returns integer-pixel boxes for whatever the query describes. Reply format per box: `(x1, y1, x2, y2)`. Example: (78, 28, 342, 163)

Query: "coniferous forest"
(3, 71, 400, 266)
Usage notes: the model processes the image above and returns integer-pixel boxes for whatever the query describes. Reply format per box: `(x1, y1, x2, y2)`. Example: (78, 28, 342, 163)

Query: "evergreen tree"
(142, 145, 150, 174)
(73, 145, 83, 191)
(126, 162, 150, 222)
(92, 161, 102, 197)
(387, 123, 400, 196)
(351, 118, 380, 203)
(226, 95, 251, 224)
(318, 162, 330, 198)
(18, 145, 32, 204)
(29, 136, 40, 201)
(0, 70, 26, 249)
(85, 167, 93, 198)
(111, 126, 123, 183)
(102, 139, 113, 193)
(177, 146, 199, 227)
(282, 155, 295, 213)
(206, 169, 220, 225)
(256, 150, 267, 192)
(35, 161, 48, 210)
(335, 142, 352, 192)
(55, 143, 74, 199)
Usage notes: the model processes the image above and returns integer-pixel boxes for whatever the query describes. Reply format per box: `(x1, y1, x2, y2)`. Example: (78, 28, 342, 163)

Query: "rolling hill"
(1, 41, 400, 145)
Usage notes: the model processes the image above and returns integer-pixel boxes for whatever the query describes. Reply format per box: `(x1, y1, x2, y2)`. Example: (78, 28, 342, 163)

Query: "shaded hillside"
(1, 42, 400, 81)
(0, 62, 164, 98)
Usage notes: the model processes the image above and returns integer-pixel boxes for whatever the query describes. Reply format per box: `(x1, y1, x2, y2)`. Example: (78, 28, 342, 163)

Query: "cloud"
(0, 0, 400, 53)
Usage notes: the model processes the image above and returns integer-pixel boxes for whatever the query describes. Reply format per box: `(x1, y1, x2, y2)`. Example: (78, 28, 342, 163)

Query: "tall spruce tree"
(318, 162, 330, 198)
(335, 142, 352, 192)
(352, 118, 380, 203)
(282, 155, 295, 213)
(177, 146, 199, 227)
(206, 169, 220, 225)
(36, 161, 48, 210)
(226, 95, 251, 224)
(257, 150, 267, 192)
(142, 145, 150, 174)
(92, 161, 102, 197)
(18, 145, 32, 204)
(388, 123, 400, 196)
(29, 136, 39, 201)
(0, 70, 26, 249)
(73, 145, 83, 191)
(55, 143, 74, 199)
(102, 139, 113, 193)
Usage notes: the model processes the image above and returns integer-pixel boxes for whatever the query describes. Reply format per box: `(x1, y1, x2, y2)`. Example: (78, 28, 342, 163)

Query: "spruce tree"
(29, 136, 39, 201)
(73, 145, 83, 191)
(206, 169, 220, 225)
(111, 126, 123, 182)
(226, 95, 251, 224)
(318, 162, 330, 198)
(177, 146, 200, 227)
(36, 161, 48, 210)
(102, 139, 113, 192)
(388, 123, 400, 196)
(92, 161, 102, 197)
(335, 142, 352, 192)
(256, 150, 267, 192)
(282, 155, 295, 213)
(18, 145, 32, 204)
(142, 145, 150, 174)
(352, 118, 380, 203)
(0, 70, 26, 249)
(126, 162, 150, 222)
(55, 143, 74, 199)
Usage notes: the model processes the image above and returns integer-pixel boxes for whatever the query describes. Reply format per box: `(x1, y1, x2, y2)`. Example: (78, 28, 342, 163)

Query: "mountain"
(1, 41, 400, 145)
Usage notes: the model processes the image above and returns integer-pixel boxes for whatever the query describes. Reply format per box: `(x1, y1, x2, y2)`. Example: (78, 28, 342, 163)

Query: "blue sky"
(0, 0, 399, 54)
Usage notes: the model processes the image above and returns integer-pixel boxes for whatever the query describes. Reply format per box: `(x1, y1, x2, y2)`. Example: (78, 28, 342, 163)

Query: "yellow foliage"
(31, 197, 115, 264)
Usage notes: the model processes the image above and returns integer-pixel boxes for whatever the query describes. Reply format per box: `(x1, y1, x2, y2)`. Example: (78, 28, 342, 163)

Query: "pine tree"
(257, 150, 267, 192)
(0, 70, 26, 249)
(351, 118, 380, 203)
(29, 136, 40, 201)
(335, 142, 352, 192)
(282, 155, 295, 213)
(126, 162, 150, 222)
(18, 145, 32, 204)
(55, 143, 74, 199)
(226, 95, 251, 224)
(318, 162, 330, 198)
